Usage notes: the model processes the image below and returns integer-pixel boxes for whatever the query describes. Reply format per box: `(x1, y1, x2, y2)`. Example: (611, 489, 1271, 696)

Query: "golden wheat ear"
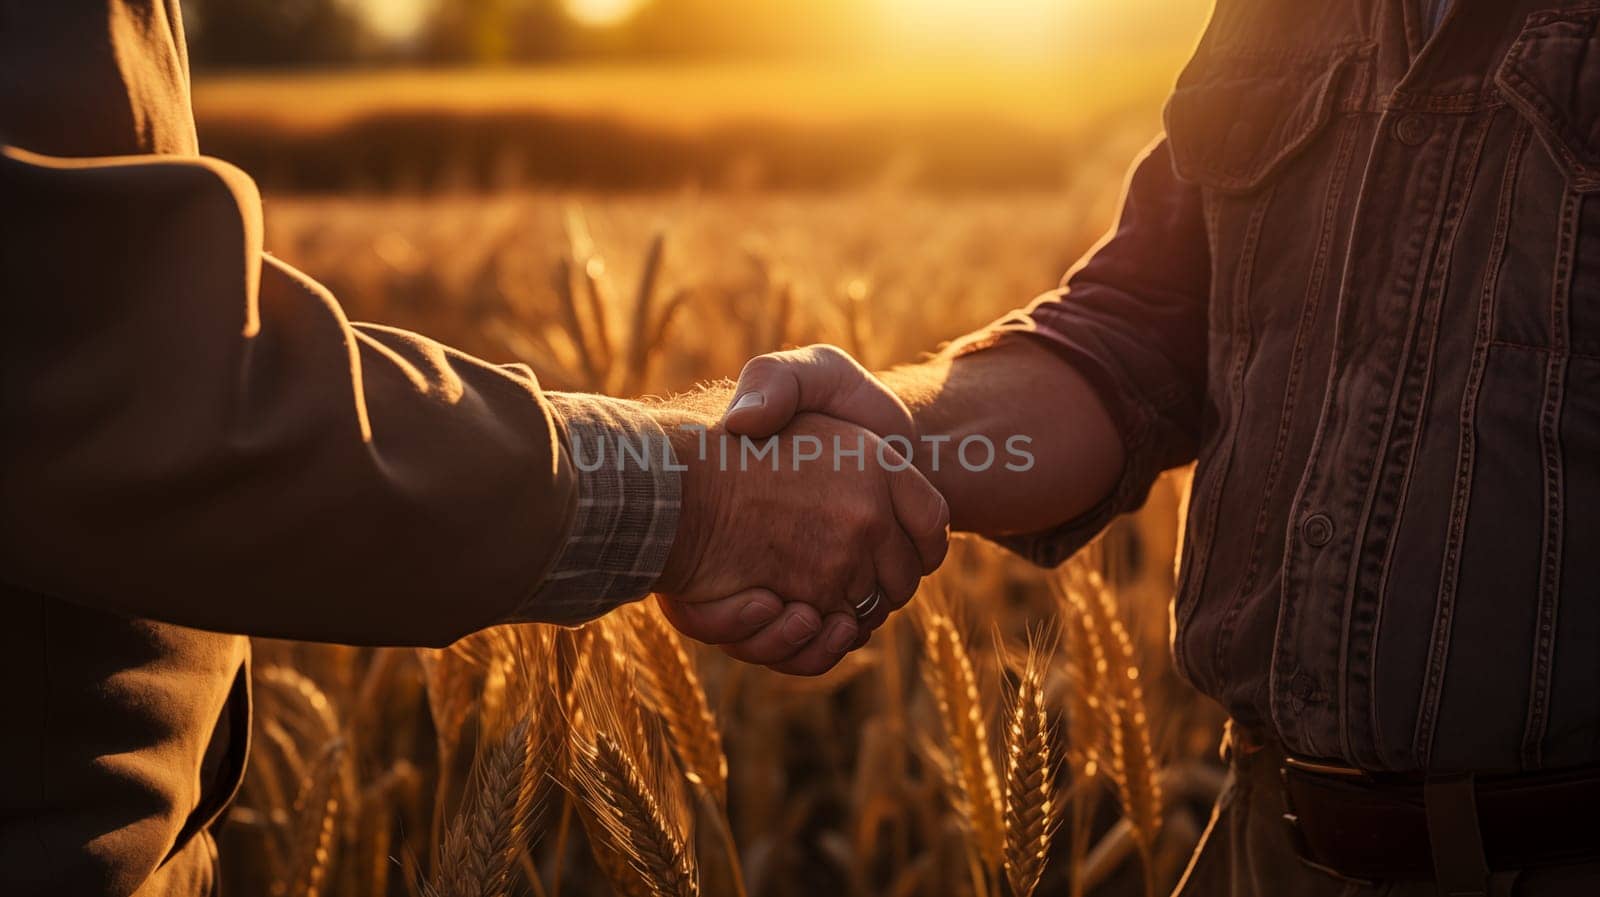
(569, 730, 700, 897)
(1058, 560, 1166, 897)
(1002, 624, 1061, 897)
(428, 623, 563, 897)
(619, 600, 729, 806)
(914, 582, 1006, 877)
(282, 738, 345, 897)
(428, 713, 552, 897)
(559, 619, 700, 897)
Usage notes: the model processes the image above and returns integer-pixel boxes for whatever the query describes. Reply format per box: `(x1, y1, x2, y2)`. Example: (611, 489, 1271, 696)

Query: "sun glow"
(359, 0, 432, 42)
(563, 0, 646, 28)
(877, 0, 1072, 58)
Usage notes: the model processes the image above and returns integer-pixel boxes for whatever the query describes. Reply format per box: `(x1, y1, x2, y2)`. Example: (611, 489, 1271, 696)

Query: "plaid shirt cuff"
(516, 394, 682, 625)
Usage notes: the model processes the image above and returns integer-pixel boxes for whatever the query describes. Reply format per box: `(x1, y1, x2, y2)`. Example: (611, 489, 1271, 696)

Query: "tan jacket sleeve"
(0, 147, 621, 646)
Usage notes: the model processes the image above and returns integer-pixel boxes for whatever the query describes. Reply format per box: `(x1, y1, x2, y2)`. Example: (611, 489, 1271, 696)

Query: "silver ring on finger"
(853, 588, 883, 620)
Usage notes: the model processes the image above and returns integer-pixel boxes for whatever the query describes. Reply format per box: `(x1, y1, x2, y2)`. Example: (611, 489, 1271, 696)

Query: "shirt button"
(1291, 672, 1320, 702)
(1301, 513, 1334, 547)
(1394, 114, 1430, 146)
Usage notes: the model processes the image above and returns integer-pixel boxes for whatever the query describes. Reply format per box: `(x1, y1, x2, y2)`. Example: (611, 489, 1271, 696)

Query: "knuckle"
(738, 354, 783, 380)
(821, 557, 855, 592)
(910, 485, 946, 529)
(792, 575, 839, 611)
(838, 500, 876, 533)
(810, 344, 851, 366)
(884, 579, 916, 609)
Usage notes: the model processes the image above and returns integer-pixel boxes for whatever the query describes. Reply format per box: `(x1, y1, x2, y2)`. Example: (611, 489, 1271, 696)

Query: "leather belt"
(1279, 754, 1600, 887)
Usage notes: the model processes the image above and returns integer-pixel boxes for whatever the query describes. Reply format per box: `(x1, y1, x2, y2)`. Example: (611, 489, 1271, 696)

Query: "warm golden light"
(878, 0, 1070, 58)
(360, 0, 432, 42)
(564, 0, 646, 28)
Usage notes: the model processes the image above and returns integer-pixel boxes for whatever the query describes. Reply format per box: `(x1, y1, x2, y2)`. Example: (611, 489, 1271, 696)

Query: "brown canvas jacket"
(0, 3, 605, 893)
(998, 0, 1600, 775)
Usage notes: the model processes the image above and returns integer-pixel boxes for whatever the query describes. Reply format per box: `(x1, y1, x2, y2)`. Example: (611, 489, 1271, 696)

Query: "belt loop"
(1425, 774, 1490, 897)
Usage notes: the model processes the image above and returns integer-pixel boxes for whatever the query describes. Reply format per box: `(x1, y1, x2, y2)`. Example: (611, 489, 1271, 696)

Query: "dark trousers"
(1173, 738, 1600, 897)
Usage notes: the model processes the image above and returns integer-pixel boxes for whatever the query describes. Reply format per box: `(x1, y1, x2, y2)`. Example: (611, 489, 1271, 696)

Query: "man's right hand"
(721, 345, 915, 444)
(648, 407, 948, 676)
(719, 340, 1127, 541)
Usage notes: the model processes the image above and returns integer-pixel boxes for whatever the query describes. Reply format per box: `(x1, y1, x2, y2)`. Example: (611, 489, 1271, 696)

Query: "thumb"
(722, 345, 914, 440)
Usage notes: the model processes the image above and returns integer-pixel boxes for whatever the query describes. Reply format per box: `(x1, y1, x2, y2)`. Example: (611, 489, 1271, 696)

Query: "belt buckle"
(1279, 756, 1380, 887)
(1282, 755, 1368, 778)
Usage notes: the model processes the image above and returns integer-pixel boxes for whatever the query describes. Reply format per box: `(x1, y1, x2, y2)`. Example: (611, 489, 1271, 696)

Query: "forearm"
(880, 338, 1124, 537)
(0, 150, 678, 646)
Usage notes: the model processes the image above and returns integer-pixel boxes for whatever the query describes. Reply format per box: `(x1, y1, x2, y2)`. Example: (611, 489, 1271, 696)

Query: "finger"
(719, 602, 823, 666)
(850, 536, 920, 648)
(768, 611, 859, 676)
(873, 530, 923, 618)
(656, 590, 784, 646)
(843, 567, 888, 634)
(885, 463, 951, 574)
(723, 345, 913, 440)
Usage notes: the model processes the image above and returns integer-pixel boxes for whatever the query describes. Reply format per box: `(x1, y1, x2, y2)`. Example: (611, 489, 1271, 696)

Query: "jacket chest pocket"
(1162, 45, 1371, 348)
(1165, 47, 1369, 194)
(1495, 7, 1600, 357)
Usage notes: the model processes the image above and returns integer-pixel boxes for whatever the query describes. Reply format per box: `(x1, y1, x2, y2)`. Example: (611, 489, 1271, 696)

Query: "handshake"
(638, 345, 953, 677)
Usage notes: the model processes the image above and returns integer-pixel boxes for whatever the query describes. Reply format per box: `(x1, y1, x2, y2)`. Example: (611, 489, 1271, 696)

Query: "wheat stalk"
(916, 592, 1005, 877)
(1059, 562, 1164, 897)
(419, 646, 479, 770)
(842, 278, 873, 363)
(1054, 587, 1110, 897)
(355, 760, 421, 897)
(427, 625, 559, 897)
(570, 732, 699, 897)
(582, 826, 657, 897)
(1003, 627, 1057, 897)
(650, 286, 690, 354)
(621, 230, 667, 395)
(429, 713, 549, 897)
(566, 205, 616, 375)
(620, 601, 749, 897)
(256, 664, 340, 743)
(562, 639, 699, 897)
(275, 739, 345, 897)
(552, 254, 601, 389)
(621, 602, 729, 805)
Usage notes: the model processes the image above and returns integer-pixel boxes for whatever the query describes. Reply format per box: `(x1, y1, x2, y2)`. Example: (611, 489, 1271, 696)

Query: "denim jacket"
(997, 0, 1600, 773)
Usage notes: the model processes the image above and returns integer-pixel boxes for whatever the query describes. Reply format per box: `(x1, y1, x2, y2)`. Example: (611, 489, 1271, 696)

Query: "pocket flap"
(1165, 48, 1366, 193)
(1496, 8, 1600, 193)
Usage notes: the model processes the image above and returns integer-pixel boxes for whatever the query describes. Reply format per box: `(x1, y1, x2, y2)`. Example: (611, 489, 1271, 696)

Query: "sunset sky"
(355, 0, 1208, 61)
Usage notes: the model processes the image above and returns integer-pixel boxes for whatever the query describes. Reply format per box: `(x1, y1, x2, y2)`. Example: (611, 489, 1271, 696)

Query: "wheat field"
(213, 177, 1225, 897)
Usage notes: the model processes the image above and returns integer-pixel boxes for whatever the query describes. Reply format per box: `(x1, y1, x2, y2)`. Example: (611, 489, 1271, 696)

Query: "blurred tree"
(184, 0, 374, 67)
(183, 0, 904, 67)
(428, 0, 510, 63)
(627, 0, 872, 59)
(423, 0, 592, 63)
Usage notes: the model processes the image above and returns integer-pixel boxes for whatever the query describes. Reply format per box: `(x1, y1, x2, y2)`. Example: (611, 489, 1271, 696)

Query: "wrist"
(652, 408, 716, 595)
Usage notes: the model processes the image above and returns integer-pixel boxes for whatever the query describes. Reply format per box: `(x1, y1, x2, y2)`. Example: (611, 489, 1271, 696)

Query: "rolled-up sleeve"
(952, 137, 1209, 565)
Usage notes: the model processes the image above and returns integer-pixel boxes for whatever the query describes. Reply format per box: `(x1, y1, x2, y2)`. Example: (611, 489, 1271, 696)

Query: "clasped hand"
(651, 347, 944, 675)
